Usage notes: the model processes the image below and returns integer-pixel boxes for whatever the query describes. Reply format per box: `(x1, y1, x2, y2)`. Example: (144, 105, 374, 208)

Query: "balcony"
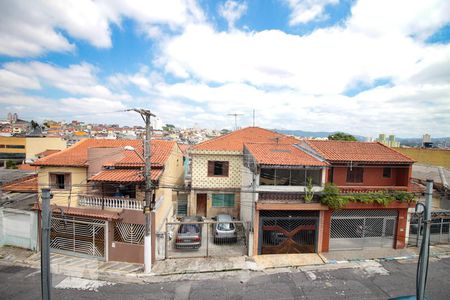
(78, 194, 143, 210)
(338, 186, 409, 193)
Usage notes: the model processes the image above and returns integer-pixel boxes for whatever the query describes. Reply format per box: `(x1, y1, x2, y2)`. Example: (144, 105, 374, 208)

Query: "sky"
(0, 0, 449, 137)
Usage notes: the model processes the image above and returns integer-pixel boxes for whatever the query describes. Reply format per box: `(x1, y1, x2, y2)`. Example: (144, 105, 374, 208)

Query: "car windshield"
(217, 222, 234, 231)
(179, 224, 199, 234)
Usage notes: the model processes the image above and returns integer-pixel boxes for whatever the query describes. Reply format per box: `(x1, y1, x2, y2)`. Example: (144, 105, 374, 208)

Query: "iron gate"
(330, 210, 397, 250)
(259, 211, 319, 254)
(50, 214, 106, 258)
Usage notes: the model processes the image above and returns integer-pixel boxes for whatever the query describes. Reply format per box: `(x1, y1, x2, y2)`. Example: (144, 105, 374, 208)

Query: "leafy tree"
(220, 129, 231, 135)
(328, 132, 357, 141)
(162, 124, 175, 132)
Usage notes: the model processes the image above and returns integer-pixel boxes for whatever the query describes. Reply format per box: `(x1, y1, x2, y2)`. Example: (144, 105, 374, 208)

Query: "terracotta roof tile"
(17, 163, 38, 171)
(1, 175, 37, 193)
(88, 168, 162, 182)
(192, 127, 299, 152)
(33, 139, 176, 167)
(304, 140, 415, 164)
(245, 143, 328, 166)
(36, 149, 61, 157)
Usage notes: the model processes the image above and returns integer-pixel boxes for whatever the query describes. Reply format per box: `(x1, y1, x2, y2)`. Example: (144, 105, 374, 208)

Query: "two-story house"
(297, 140, 415, 252)
(242, 140, 416, 256)
(188, 127, 298, 219)
(33, 138, 184, 263)
(242, 142, 329, 255)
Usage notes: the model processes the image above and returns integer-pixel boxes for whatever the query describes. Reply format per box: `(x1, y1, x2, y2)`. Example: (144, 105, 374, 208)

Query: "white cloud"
(219, 1, 248, 29)
(285, 0, 339, 25)
(0, 61, 129, 100)
(0, 0, 206, 57)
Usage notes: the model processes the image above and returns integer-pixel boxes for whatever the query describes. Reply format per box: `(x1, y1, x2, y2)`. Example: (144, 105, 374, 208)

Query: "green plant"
(304, 176, 315, 203)
(320, 184, 415, 209)
(5, 160, 17, 169)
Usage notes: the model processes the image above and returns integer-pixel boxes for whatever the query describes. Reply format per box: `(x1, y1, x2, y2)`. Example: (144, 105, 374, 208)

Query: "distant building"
(376, 133, 400, 147)
(422, 133, 433, 148)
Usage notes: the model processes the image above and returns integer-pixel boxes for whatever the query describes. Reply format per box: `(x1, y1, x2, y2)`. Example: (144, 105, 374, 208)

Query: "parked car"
(175, 216, 203, 249)
(213, 214, 237, 243)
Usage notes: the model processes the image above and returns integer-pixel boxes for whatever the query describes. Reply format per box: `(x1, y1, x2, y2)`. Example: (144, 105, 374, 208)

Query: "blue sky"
(0, 0, 449, 137)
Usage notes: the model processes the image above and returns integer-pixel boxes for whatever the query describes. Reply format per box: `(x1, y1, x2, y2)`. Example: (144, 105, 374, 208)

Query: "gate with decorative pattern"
(259, 210, 319, 254)
(330, 210, 397, 250)
(50, 214, 106, 258)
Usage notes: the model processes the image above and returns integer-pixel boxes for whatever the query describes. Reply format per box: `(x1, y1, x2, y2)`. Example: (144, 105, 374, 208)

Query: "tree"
(162, 124, 175, 132)
(220, 129, 231, 135)
(5, 160, 17, 169)
(328, 132, 357, 141)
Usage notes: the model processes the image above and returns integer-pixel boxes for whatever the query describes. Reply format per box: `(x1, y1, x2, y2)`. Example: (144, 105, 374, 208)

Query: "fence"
(0, 208, 38, 250)
(408, 211, 450, 247)
(165, 220, 249, 259)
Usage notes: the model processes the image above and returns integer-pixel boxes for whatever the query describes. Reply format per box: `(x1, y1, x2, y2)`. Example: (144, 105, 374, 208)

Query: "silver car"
(213, 214, 237, 243)
(175, 216, 203, 249)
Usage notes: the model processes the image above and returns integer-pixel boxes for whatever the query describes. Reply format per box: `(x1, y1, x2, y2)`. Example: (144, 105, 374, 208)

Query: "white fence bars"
(78, 194, 143, 210)
(165, 220, 250, 259)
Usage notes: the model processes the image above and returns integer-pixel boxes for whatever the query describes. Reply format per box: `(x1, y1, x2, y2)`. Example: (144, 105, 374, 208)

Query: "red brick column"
(395, 208, 408, 249)
(322, 210, 332, 252)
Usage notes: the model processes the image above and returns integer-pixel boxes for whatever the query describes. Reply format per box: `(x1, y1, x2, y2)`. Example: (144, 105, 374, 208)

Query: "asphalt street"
(1, 257, 449, 300)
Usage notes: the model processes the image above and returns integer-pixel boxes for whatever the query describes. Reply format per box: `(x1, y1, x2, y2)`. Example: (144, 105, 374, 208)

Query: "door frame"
(196, 193, 207, 216)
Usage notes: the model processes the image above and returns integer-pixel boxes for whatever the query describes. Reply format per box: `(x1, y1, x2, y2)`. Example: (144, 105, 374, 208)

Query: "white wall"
(241, 165, 256, 225)
(0, 208, 38, 250)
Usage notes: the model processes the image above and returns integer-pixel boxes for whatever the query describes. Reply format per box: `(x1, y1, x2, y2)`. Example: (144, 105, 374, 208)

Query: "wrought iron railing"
(78, 194, 143, 210)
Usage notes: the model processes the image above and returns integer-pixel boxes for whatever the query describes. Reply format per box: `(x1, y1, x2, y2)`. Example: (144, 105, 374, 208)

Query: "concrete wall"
(38, 166, 87, 206)
(25, 137, 67, 160)
(0, 208, 38, 250)
(331, 166, 411, 187)
(0, 137, 26, 154)
(241, 165, 255, 224)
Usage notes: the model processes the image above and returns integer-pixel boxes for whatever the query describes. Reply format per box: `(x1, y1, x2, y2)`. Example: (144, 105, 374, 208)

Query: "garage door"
(330, 210, 397, 250)
(50, 215, 106, 258)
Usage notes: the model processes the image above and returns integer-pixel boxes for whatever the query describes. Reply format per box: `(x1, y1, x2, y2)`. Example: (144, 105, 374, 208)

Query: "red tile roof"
(304, 140, 415, 164)
(17, 163, 38, 171)
(89, 168, 163, 182)
(1, 175, 38, 193)
(36, 149, 61, 157)
(33, 139, 176, 167)
(245, 143, 328, 166)
(192, 127, 299, 152)
(178, 144, 190, 156)
(51, 205, 122, 220)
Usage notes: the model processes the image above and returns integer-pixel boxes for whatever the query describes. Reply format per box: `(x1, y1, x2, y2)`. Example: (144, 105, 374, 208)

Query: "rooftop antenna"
(252, 109, 255, 127)
(227, 113, 243, 131)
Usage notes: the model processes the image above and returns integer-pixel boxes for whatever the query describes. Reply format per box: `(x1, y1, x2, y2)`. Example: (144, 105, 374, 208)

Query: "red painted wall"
(330, 165, 411, 187)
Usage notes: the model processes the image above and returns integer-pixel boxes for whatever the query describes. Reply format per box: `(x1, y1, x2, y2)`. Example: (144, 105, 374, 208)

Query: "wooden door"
(196, 193, 207, 216)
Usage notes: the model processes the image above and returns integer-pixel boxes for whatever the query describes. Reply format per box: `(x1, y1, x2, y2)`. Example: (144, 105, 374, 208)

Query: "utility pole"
(252, 109, 255, 127)
(126, 108, 155, 273)
(417, 179, 433, 300)
(227, 113, 243, 131)
(41, 188, 52, 300)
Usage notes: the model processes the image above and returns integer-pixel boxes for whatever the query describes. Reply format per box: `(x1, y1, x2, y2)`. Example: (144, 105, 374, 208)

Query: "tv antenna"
(227, 113, 243, 131)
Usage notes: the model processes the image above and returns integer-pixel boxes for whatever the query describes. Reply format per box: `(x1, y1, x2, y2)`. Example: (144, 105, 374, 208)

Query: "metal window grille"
(114, 222, 145, 244)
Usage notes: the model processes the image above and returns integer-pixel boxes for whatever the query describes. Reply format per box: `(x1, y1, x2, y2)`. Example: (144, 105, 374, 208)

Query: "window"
(383, 167, 391, 178)
(207, 161, 229, 177)
(212, 194, 235, 207)
(259, 168, 322, 186)
(5, 144, 25, 149)
(50, 173, 71, 190)
(346, 167, 364, 183)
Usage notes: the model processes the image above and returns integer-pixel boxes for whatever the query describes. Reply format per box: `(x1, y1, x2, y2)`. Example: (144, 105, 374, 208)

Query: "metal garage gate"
(330, 210, 397, 250)
(50, 214, 106, 258)
(259, 210, 319, 254)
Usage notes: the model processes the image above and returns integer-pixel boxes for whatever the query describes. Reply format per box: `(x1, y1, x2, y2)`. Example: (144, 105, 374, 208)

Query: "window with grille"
(49, 173, 71, 190)
(212, 194, 235, 207)
(114, 222, 145, 244)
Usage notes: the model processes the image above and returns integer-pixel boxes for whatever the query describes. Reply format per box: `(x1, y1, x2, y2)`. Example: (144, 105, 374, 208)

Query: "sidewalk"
(1, 245, 450, 284)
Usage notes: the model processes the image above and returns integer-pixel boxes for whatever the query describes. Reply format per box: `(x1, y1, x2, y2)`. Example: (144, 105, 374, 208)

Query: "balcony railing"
(78, 194, 143, 210)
